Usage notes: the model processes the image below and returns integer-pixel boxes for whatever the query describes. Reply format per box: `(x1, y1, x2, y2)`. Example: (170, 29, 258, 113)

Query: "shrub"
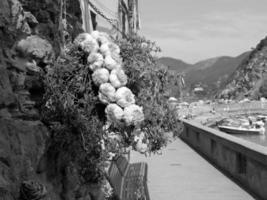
(41, 32, 183, 185)
(259, 77, 267, 98)
(41, 47, 108, 183)
(116, 34, 183, 151)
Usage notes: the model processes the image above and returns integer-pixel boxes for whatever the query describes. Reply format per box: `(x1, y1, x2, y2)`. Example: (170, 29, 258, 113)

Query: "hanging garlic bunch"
(133, 130, 149, 154)
(74, 31, 145, 131)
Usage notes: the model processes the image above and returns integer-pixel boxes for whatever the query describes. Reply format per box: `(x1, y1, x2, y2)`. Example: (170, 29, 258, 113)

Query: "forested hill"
(185, 52, 249, 94)
(158, 57, 193, 72)
(219, 36, 267, 100)
(158, 52, 249, 97)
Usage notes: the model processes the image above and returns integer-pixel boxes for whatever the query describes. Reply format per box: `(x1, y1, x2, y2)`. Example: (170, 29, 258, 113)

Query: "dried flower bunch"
(42, 30, 183, 186)
(74, 31, 147, 153)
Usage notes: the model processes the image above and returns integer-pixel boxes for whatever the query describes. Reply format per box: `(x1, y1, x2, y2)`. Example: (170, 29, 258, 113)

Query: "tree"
(259, 77, 267, 98)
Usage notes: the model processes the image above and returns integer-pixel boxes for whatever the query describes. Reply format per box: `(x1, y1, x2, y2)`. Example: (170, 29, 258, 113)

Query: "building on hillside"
(79, 0, 140, 36)
(194, 87, 204, 93)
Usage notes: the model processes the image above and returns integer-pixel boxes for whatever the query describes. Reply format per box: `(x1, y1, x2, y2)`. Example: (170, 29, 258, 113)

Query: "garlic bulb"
(98, 33, 110, 45)
(74, 33, 98, 53)
(74, 33, 92, 45)
(99, 83, 116, 104)
(115, 87, 135, 108)
(134, 131, 148, 153)
(104, 55, 118, 70)
(101, 43, 121, 61)
(99, 93, 110, 104)
(87, 52, 103, 64)
(105, 103, 124, 123)
(109, 68, 128, 88)
(110, 52, 122, 65)
(89, 62, 101, 71)
(91, 30, 100, 40)
(108, 43, 120, 55)
(88, 53, 104, 71)
(108, 132, 122, 142)
(100, 43, 111, 56)
(135, 141, 148, 153)
(92, 68, 109, 85)
(82, 39, 98, 54)
(91, 31, 110, 44)
(123, 104, 144, 126)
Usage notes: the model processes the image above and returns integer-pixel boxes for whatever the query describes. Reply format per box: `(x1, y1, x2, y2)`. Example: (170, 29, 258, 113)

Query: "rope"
(93, 0, 117, 18)
(87, 0, 117, 26)
(86, 0, 127, 37)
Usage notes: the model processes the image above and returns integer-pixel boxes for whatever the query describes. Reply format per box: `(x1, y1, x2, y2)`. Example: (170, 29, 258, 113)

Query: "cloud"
(141, 10, 267, 62)
(144, 11, 267, 40)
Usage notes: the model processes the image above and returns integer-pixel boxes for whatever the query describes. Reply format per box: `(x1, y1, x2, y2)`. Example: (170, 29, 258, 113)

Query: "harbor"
(169, 98, 267, 147)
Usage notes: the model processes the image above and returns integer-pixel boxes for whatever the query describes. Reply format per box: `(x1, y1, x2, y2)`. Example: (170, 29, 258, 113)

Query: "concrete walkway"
(130, 138, 255, 200)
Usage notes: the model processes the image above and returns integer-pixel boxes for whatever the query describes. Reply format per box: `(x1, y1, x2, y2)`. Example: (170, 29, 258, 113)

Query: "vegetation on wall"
(41, 32, 183, 187)
(116, 35, 183, 150)
(41, 46, 108, 183)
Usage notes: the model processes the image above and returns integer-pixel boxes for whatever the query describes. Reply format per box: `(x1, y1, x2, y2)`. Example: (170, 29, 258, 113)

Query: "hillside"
(219, 36, 267, 100)
(158, 57, 192, 72)
(159, 52, 249, 98)
(185, 52, 250, 95)
(193, 57, 220, 70)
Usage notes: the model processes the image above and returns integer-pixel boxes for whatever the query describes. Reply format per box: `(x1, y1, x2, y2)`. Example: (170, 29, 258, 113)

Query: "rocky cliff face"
(0, 0, 99, 199)
(219, 37, 267, 99)
(20, 0, 83, 55)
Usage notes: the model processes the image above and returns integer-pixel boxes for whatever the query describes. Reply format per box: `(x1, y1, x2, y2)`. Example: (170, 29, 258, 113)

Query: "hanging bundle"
(74, 31, 145, 128)
(73, 31, 151, 154)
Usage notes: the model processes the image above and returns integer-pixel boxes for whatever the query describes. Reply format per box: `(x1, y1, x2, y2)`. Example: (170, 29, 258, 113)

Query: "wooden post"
(59, 0, 65, 56)
(119, 0, 128, 36)
(127, 0, 135, 35)
(79, 0, 93, 33)
(118, 0, 122, 33)
(122, 11, 126, 34)
(84, 0, 93, 33)
(118, 0, 126, 36)
(178, 74, 185, 102)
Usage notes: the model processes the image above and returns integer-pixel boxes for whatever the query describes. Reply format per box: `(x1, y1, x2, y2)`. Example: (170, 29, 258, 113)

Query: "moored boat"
(218, 125, 265, 135)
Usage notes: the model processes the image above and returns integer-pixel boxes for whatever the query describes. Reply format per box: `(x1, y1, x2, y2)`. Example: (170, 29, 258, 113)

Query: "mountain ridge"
(218, 36, 267, 99)
(158, 57, 192, 72)
(158, 52, 250, 98)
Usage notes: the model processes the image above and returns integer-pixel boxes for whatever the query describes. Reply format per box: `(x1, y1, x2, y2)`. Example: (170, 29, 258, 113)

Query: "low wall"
(181, 120, 267, 200)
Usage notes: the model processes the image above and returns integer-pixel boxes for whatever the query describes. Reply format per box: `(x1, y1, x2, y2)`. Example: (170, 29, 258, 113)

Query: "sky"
(138, 0, 267, 63)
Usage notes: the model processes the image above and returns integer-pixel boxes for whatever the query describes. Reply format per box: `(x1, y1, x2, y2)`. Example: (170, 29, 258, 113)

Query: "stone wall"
(0, 0, 100, 199)
(20, 0, 83, 55)
(181, 120, 267, 200)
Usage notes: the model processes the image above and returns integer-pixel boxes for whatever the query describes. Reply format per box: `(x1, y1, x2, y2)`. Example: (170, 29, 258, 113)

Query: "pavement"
(130, 138, 255, 200)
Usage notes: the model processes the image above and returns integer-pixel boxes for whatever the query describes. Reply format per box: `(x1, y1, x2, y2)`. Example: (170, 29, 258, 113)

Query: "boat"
(256, 115, 267, 122)
(218, 125, 265, 135)
(218, 116, 265, 135)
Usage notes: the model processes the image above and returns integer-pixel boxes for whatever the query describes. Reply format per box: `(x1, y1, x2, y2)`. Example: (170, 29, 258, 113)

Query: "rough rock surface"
(20, 0, 83, 55)
(16, 35, 54, 64)
(219, 36, 267, 99)
(0, 119, 48, 199)
(0, 0, 101, 199)
(0, 0, 32, 48)
(0, 66, 16, 108)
